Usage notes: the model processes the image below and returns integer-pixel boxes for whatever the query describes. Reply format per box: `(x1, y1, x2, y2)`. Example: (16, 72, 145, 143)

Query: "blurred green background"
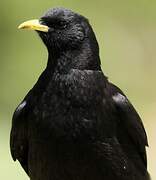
(0, 0, 156, 179)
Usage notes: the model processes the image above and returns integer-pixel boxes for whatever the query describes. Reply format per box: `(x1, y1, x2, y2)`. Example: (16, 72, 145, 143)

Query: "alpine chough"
(10, 7, 150, 180)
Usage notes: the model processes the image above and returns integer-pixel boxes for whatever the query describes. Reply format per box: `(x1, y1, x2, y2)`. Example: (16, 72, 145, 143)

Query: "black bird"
(10, 7, 150, 180)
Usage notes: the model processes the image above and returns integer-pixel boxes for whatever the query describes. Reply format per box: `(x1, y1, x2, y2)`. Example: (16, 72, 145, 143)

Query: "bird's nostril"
(48, 27, 54, 32)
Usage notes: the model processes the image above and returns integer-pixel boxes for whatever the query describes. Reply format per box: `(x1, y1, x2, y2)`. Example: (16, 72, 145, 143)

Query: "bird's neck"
(46, 40, 101, 74)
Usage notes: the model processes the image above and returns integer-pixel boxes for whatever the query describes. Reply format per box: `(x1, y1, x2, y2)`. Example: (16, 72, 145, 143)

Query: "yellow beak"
(18, 19, 49, 32)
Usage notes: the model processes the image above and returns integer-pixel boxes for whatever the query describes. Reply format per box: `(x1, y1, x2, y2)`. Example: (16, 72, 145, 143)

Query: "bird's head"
(19, 8, 98, 53)
(18, 8, 101, 71)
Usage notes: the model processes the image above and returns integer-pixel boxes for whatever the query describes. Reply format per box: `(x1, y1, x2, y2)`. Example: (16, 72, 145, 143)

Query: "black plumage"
(10, 7, 150, 180)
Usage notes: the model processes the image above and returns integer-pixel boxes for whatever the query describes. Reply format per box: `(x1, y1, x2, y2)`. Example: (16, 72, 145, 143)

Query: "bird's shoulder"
(10, 69, 53, 175)
(106, 82, 148, 167)
(10, 98, 30, 175)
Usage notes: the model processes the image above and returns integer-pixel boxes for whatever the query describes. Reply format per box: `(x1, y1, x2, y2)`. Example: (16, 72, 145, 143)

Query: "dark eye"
(54, 21, 67, 29)
(40, 18, 68, 30)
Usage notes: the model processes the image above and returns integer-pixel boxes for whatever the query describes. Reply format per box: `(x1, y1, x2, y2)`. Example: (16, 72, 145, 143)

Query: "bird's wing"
(10, 100, 29, 175)
(108, 83, 148, 167)
(10, 70, 51, 176)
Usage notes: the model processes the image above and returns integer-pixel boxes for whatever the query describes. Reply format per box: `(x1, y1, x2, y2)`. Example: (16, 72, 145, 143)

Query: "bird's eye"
(55, 21, 67, 29)
(40, 18, 68, 30)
